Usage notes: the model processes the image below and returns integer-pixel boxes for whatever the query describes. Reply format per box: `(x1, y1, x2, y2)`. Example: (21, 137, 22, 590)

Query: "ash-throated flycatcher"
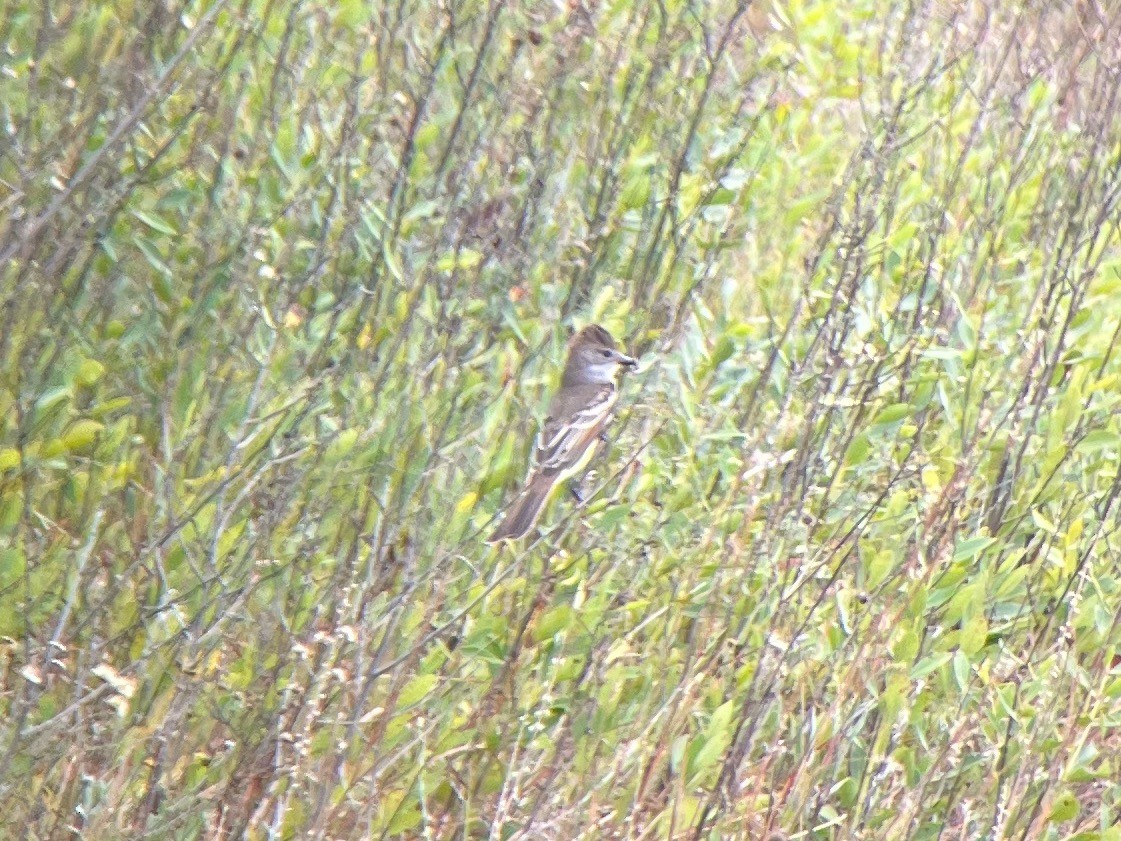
(488, 324, 637, 543)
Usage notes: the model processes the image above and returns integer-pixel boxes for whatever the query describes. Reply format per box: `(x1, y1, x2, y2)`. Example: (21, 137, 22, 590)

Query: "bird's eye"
(601, 349, 612, 357)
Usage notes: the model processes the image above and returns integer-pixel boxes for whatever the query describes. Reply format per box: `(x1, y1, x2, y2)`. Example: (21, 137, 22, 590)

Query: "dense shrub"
(2, 1, 1121, 838)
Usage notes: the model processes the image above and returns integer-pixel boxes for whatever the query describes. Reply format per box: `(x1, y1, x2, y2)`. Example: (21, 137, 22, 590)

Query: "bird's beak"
(617, 352, 637, 369)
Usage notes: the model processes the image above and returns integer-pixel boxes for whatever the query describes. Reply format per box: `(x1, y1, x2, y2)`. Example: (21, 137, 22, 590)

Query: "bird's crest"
(572, 324, 618, 350)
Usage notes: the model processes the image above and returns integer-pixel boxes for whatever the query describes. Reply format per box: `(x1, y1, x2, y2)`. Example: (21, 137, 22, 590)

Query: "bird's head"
(563, 324, 637, 385)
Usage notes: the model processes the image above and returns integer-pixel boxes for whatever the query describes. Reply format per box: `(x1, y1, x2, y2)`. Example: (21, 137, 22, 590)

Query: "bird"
(488, 324, 637, 543)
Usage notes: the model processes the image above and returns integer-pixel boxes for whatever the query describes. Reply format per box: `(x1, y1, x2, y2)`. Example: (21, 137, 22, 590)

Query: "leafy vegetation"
(3, 0, 1121, 838)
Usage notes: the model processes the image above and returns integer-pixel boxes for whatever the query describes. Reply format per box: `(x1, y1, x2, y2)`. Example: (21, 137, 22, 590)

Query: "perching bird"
(488, 324, 637, 543)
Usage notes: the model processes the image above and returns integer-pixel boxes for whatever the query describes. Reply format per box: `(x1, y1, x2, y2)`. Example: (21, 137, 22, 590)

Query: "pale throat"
(562, 359, 619, 386)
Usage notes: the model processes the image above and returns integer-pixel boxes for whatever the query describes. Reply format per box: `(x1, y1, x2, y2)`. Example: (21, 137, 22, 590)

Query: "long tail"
(487, 474, 556, 543)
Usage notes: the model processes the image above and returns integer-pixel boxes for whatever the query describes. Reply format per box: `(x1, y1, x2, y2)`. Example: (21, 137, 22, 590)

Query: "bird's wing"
(532, 383, 616, 476)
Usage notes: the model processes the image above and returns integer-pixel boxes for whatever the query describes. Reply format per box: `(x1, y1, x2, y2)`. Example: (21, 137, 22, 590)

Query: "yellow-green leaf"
(1047, 789, 1078, 823)
(455, 492, 478, 514)
(533, 606, 573, 642)
(689, 700, 735, 782)
(959, 615, 988, 657)
(398, 674, 438, 708)
(436, 250, 483, 272)
(892, 627, 919, 663)
(0, 449, 20, 471)
(74, 358, 106, 387)
(61, 420, 105, 451)
(871, 403, 911, 427)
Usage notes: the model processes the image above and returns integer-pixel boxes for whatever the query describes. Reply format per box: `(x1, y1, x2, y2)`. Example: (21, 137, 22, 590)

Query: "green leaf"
(533, 606, 573, 642)
(952, 650, 970, 690)
(870, 403, 911, 428)
(959, 615, 988, 657)
(669, 734, 688, 773)
(952, 536, 996, 562)
(1077, 429, 1121, 454)
(387, 797, 422, 834)
(34, 386, 72, 415)
(944, 582, 984, 626)
(844, 433, 870, 466)
(74, 358, 106, 387)
(710, 336, 735, 368)
(892, 627, 919, 663)
(689, 700, 735, 782)
(0, 547, 25, 588)
(398, 674, 438, 709)
(619, 172, 650, 210)
(133, 209, 176, 235)
(454, 491, 477, 515)
(436, 250, 483, 273)
(865, 549, 894, 587)
(994, 565, 1028, 599)
(403, 199, 441, 224)
(373, 242, 403, 284)
(834, 776, 858, 808)
(1030, 509, 1057, 535)
(909, 652, 952, 680)
(1047, 789, 1078, 823)
(327, 429, 360, 461)
(336, 0, 370, 28)
(61, 420, 105, 451)
(88, 396, 133, 418)
(133, 235, 173, 283)
(0, 449, 20, 472)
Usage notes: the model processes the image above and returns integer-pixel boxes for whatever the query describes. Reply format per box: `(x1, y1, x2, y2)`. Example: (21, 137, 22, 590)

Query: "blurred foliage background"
(3, 0, 1121, 838)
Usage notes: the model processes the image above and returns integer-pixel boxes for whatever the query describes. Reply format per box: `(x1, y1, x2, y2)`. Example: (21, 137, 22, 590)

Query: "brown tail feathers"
(487, 474, 555, 543)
